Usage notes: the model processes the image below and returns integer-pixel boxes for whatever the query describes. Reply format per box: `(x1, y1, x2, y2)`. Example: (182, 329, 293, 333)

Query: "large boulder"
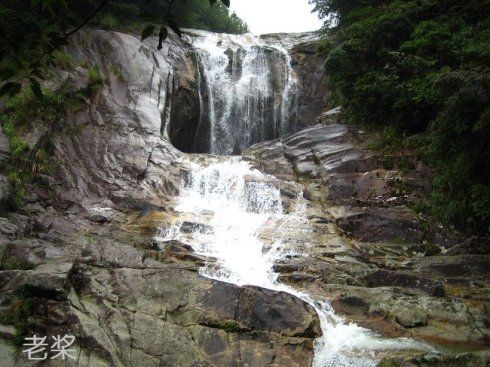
(53, 30, 190, 209)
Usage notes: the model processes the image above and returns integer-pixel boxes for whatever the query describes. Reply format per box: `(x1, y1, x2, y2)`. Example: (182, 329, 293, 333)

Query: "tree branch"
(64, 0, 111, 39)
(29, 0, 111, 77)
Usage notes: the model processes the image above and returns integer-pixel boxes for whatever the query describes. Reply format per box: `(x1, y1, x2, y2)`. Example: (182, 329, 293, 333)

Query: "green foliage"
(0, 0, 247, 97)
(219, 320, 239, 333)
(0, 291, 32, 347)
(87, 66, 105, 86)
(52, 50, 75, 70)
(0, 88, 74, 207)
(111, 65, 124, 82)
(138, 0, 248, 48)
(99, 13, 119, 30)
(316, 0, 490, 235)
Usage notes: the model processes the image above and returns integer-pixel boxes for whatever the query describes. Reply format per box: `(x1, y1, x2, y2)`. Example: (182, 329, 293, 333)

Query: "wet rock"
(331, 295, 370, 316)
(0, 217, 18, 239)
(1, 234, 319, 367)
(0, 325, 16, 340)
(85, 211, 110, 223)
(23, 262, 74, 300)
(316, 106, 342, 124)
(362, 269, 445, 297)
(0, 174, 11, 208)
(336, 206, 423, 243)
(0, 124, 10, 168)
(180, 221, 214, 234)
(290, 40, 332, 126)
(378, 350, 490, 367)
(412, 255, 490, 282)
(203, 283, 321, 338)
(55, 190, 76, 210)
(0, 341, 16, 367)
(161, 239, 194, 252)
(392, 305, 428, 328)
(277, 272, 320, 284)
(246, 121, 487, 350)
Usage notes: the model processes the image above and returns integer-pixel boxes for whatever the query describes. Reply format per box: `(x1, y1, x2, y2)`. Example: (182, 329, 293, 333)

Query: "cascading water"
(189, 31, 299, 154)
(157, 156, 434, 366)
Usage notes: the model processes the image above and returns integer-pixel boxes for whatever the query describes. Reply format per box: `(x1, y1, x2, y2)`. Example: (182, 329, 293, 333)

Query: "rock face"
(0, 124, 10, 168)
(0, 233, 319, 367)
(168, 31, 330, 154)
(290, 40, 332, 127)
(0, 30, 321, 367)
(54, 30, 187, 207)
(0, 28, 488, 367)
(244, 121, 490, 350)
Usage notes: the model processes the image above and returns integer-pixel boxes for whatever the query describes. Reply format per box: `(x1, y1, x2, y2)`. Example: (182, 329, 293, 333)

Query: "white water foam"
(157, 157, 434, 366)
(189, 32, 299, 154)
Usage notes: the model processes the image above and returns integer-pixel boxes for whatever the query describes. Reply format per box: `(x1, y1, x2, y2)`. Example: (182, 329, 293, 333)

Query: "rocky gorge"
(0, 28, 488, 367)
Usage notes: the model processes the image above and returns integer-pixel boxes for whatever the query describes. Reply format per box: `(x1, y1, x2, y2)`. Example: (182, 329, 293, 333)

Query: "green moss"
(99, 13, 119, 29)
(52, 50, 74, 70)
(88, 67, 105, 87)
(111, 65, 124, 82)
(219, 320, 239, 333)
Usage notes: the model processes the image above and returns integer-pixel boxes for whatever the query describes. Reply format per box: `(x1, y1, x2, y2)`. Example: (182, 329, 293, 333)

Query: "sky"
(230, 0, 324, 35)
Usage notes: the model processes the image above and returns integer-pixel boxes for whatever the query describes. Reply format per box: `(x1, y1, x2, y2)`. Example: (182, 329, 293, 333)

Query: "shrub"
(220, 320, 239, 333)
(315, 0, 490, 235)
(52, 50, 74, 70)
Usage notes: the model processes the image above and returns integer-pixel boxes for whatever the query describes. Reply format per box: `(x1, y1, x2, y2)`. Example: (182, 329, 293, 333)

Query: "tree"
(315, 0, 490, 234)
(0, 0, 243, 99)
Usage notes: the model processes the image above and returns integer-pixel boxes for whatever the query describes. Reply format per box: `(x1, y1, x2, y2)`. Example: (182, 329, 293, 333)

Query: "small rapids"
(157, 156, 433, 367)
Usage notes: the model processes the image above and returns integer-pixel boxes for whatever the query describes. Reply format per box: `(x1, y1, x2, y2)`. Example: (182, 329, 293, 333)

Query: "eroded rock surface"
(0, 30, 321, 367)
(244, 120, 490, 351)
(0, 28, 488, 367)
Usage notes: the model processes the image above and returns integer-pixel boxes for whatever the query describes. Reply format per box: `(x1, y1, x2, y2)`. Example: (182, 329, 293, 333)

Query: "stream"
(156, 156, 432, 366)
(158, 31, 432, 366)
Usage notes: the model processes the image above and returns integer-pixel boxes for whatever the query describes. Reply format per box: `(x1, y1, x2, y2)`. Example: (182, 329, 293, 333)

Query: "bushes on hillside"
(312, 0, 490, 235)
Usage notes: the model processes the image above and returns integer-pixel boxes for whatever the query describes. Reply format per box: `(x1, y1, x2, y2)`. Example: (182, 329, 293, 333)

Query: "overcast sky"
(230, 0, 323, 35)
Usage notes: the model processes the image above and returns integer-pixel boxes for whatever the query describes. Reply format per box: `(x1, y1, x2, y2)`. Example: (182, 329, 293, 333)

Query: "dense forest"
(94, 0, 248, 34)
(311, 0, 490, 236)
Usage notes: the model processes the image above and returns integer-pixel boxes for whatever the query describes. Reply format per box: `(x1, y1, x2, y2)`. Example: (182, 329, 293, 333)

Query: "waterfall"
(189, 32, 299, 154)
(157, 157, 433, 367)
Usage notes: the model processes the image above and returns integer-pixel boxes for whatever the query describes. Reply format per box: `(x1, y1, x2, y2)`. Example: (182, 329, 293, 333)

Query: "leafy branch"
(140, 0, 230, 48)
